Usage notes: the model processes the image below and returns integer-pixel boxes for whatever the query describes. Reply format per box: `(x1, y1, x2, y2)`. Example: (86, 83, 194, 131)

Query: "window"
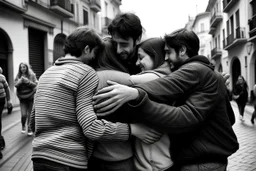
(200, 23, 205, 32)
(235, 10, 240, 28)
(222, 29, 225, 47)
(83, 9, 88, 25)
(200, 49, 205, 55)
(105, 1, 108, 17)
(76, 3, 79, 22)
(217, 34, 220, 49)
(226, 20, 230, 35)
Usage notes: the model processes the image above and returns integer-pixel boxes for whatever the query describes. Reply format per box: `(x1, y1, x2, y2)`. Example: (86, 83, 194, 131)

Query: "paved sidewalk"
(227, 101, 256, 171)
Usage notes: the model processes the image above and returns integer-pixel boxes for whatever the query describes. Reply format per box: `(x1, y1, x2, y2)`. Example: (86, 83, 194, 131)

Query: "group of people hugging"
(29, 12, 239, 171)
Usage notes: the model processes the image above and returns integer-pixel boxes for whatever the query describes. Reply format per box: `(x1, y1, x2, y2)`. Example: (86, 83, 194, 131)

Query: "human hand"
(93, 80, 139, 117)
(222, 72, 230, 87)
(22, 77, 29, 84)
(232, 94, 239, 100)
(7, 100, 12, 108)
(130, 123, 162, 144)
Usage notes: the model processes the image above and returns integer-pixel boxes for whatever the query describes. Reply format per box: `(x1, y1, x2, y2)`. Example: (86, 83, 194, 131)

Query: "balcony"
(90, 0, 101, 12)
(209, 27, 217, 35)
(223, 0, 239, 13)
(249, 15, 256, 40)
(0, 0, 26, 13)
(224, 27, 247, 50)
(50, 0, 73, 18)
(211, 47, 222, 59)
(111, 0, 122, 6)
(210, 12, 223, 28)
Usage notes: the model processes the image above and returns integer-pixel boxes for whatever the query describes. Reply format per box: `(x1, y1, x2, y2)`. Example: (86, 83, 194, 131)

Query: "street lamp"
(246, 42, 254, 55)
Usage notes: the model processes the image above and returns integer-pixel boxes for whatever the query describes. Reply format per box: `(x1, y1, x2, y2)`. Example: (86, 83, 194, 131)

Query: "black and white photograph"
(0, 0, 256, 170)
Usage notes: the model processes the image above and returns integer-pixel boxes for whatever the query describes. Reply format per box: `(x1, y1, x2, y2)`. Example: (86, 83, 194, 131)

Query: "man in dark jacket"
(93, 28, 239, 171)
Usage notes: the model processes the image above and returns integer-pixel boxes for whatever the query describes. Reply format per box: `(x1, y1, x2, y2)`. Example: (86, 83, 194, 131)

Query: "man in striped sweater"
(29, 27, 132, 171)
(0, 67, 12, 159)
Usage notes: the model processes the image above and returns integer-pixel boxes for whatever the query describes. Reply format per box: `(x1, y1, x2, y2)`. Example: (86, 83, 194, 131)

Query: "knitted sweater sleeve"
(76, 69, 130, 141)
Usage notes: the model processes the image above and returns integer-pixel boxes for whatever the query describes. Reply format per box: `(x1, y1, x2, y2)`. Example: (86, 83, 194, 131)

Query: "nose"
(117, 44, 122, 54)
(165, 54, 169, 61)
(136, 59, 140, 66)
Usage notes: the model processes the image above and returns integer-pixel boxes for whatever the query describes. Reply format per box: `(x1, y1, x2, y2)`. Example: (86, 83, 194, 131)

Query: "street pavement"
(0, 101, 255, 171)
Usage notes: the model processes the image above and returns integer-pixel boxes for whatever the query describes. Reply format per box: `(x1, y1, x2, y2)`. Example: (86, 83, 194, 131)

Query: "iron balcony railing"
(50, 0, 72, 13)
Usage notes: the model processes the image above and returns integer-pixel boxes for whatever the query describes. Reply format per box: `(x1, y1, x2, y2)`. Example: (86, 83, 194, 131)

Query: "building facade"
(206, 0, 256, 99)
(191, 12, 212, 62)
(0, 0, 121, 106)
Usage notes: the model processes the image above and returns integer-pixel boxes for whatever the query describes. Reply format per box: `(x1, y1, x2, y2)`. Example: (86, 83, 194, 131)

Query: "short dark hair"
(63, 26, 102, 57)
(164, 28, 199, 57)
(108, 13, 143, 42)
(93, 37, 128, 72)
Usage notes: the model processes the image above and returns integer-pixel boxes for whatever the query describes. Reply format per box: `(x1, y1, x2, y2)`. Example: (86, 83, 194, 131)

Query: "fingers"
(96, 105, 121, 117)
(107, 80, 119, 85)
(93, 97, 116, 110)
(94, 86, 114, 96)
(142, 134, 162, 144)
(95, 99, 119, 112)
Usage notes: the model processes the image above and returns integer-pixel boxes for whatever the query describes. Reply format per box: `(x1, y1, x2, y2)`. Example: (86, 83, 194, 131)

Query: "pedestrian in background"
(251, 84, 256, 124)
(0, 67, 12, 159)
(233, 75, 248, 121)
(15, 62, 37, 136)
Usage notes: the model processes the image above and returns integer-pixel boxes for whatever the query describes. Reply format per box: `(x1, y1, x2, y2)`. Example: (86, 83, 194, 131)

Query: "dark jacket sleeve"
(129, 63, 219, 134)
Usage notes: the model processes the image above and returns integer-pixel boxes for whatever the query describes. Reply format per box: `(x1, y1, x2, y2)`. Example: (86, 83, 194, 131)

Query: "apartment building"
(101, 0, 121, 37)
(0, 0, 121, 105)
(191, 12, 212, 63)
(207, 0, 229, 74)
(206, 0, 256, 98)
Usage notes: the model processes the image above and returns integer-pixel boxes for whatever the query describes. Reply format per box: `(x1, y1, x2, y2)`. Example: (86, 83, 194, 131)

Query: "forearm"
(5, 86, 11, 101)
(77, 108, 130, 141)
(78, 70, 131, 141)
(128, 89, 206, 134)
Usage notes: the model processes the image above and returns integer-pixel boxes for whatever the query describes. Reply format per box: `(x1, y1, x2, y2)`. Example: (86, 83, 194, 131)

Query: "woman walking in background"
(233, 75, 248, 121)
(15, 62, 37, 136)
(0, 67, 12, 159)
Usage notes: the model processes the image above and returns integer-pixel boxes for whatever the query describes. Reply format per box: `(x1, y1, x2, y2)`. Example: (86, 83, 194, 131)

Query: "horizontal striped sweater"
(14, 73, 37, 100)
(30, 57, 130, 169)
(0, 74, 11, 100)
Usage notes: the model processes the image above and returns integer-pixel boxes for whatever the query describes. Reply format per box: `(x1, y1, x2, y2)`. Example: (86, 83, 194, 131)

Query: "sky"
(120, 0, 209, 38)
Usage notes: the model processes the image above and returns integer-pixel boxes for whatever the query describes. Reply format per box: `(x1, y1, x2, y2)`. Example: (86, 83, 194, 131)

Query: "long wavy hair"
(137, 37, 166, 69)
(16, 62, 36, 79)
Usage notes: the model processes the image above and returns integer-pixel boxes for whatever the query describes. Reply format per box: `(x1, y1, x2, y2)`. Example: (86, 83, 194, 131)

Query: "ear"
(135, 39, 140, 45)
(83, 45, 90, 55)
(180, 45, 187, 57)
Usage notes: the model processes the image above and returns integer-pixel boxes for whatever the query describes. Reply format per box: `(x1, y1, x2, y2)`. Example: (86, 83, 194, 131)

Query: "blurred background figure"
(251, 84, 256, 124)
(15, 62, 37, 136)
(0, 66, 12, 159)
(233, 75, 248, 121)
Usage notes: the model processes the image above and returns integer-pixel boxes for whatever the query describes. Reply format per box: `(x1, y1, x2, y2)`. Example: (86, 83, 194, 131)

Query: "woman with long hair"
(233, 75, 248, 121)
(15, 62, 37, 135)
